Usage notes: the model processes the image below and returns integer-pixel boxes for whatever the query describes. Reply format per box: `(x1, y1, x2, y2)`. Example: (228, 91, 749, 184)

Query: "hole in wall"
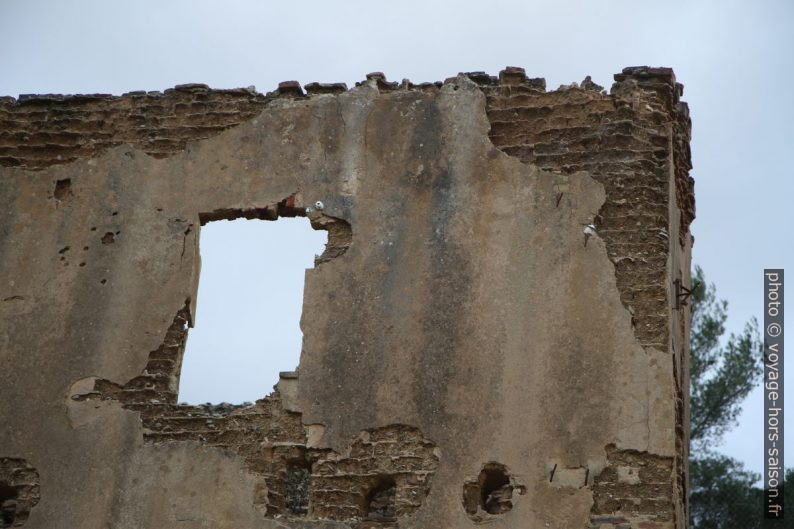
(177, 214, 327, 404)
(365, 475, 397, 520)
(0, 458, 39, 529)
(479, 465, 512, 514)
(462, 463, 518, 520)
(0, 482, 17, 527)
(53, 178, 72, 200)
(284, 457, 311, 516)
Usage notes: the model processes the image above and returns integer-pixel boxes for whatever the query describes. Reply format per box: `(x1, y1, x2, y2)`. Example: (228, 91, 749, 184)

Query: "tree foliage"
(690, 454, 762, 528)
(690, 454, 793, 528)
(688, 266, 790, 528)
(689, 266, 764, 448)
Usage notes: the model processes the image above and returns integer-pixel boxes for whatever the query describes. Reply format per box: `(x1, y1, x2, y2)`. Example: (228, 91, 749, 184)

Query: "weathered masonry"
(0, 66, 694, 528)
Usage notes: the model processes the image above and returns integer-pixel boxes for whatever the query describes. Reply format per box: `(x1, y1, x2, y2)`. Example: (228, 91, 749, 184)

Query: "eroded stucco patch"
(589, 444, 675, 529)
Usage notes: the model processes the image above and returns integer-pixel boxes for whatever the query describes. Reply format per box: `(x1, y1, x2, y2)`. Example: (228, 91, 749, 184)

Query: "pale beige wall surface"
(0, 73, 690, 528)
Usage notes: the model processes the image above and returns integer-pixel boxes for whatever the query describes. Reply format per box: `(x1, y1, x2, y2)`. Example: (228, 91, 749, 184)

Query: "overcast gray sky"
(2, 0, 791, 479)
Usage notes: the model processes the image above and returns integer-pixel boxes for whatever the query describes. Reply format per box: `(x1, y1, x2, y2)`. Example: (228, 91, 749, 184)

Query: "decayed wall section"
(480, 66, 694, 350)
(0, 67, 693, 529)
(0, 85, 268, 168)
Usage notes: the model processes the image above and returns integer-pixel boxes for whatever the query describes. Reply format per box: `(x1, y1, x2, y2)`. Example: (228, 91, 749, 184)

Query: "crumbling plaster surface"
(0, 71, 688, 528)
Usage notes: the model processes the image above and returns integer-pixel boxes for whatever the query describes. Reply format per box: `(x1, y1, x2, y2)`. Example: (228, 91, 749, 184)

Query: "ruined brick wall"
(0, 85, 268, 169)
(477, 67, 694, 527)
(0, 67, 692, 529)
(72, 300, 438, 521)
(480, 66, 693, 350)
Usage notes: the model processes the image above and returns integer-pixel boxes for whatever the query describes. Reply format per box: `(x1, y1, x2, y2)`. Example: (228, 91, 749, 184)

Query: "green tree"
(688, 266, 792, 528)
(689, 455, 764, 527)
(690, 265, 764, 450)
